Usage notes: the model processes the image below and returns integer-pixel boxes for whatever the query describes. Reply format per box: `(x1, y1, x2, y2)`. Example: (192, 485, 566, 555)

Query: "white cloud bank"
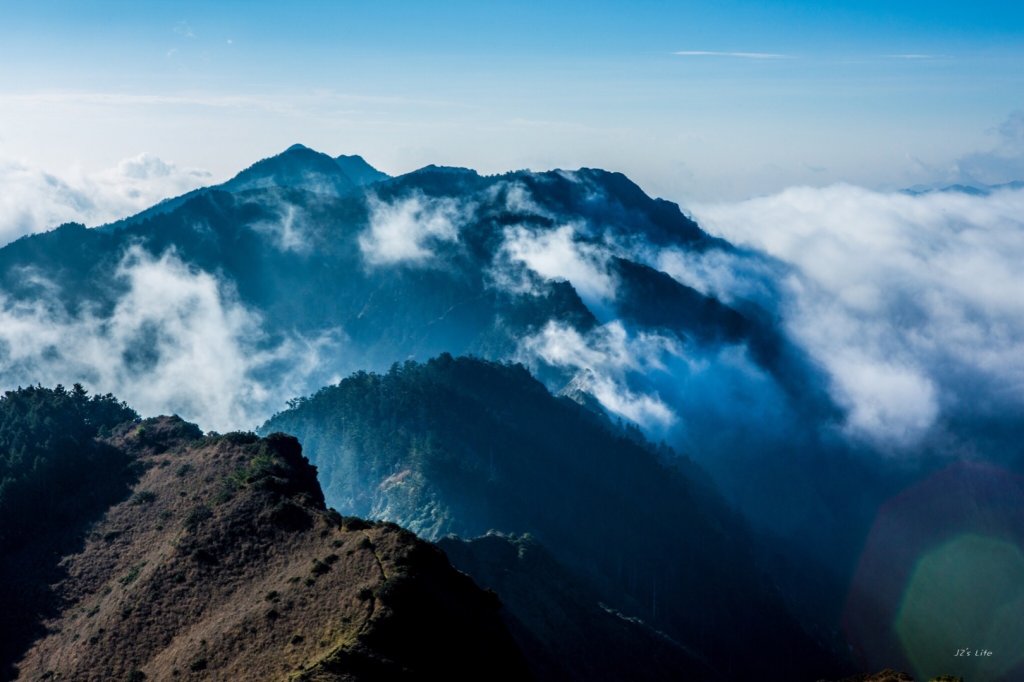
(0, 154, 210, 247)
(0, 247, 335, 432)
(690, 184, 1024, 448)
(359, 192, 465, 265)
(497, 223, 617, 306)
(347, 174, 1024, 454)
(517, 320, 679, 429)
(250, 200, 316, 254)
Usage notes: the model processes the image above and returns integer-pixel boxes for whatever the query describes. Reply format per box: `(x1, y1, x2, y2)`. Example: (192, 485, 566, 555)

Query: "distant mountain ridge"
(97, 144, 390, 232)
(221, 143, 360, 195)
(0, 142, 882, 612)
(0, 144, 752, 382)
(0, 144, 965, 680)
(901, 179, 1024, 196)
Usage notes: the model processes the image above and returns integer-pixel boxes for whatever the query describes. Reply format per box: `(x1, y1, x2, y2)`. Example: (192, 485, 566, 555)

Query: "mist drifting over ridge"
(690, 183, 1024, 452)
(1, 141, 1023, 679)
(6, 1, 1024, 678)
(0, 146, 1020, 468)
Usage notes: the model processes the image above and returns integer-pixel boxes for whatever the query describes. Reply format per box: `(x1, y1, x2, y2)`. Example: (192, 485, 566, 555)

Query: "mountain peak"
(220, 145, 389, 191)
(410, 163, 479, 176)
(221, 144, 356, 195)
(335, 153, 390, 186)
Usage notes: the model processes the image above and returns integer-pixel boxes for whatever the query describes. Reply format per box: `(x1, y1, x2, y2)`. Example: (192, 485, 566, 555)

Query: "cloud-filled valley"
(8, 3, 1024, 677)
(2, 145, 1023, 680)
(0, 147, 1020, 556)
(0, 154, 211, 245)
(0, 246, 338, 432)
(690, 184, 1024, 453)
(1, 151, 1021, 469)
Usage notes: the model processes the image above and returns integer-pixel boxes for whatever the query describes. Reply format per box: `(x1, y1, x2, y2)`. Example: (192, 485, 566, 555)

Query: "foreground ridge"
(13, 415, 528, 681)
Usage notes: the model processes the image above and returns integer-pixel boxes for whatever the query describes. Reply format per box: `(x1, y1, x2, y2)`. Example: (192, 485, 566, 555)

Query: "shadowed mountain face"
(0, 148, 736, 377)
(0, 385, 140, 680)
(2, 393, 529, 682)
(98, 144, 388, 227)
(261, 355, 846, 681)
(0, 145, 966, 677)
(0, 145, 858, 552)
(1, 144, 1006, 680)
(222, 144, 361, 195)
(438, 532, 722, 682)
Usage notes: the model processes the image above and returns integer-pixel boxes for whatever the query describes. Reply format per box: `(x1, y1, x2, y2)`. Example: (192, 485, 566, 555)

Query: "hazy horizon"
(2, 0, 1023, 221)
(0, 0, 1022, 452)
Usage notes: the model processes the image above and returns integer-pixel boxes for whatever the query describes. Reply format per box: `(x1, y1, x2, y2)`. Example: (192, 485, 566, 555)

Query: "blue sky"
(1, 0, 1023, 200)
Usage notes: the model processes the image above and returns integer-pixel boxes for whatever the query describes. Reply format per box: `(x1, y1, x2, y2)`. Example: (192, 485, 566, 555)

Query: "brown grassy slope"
(16, 417, 529, 681)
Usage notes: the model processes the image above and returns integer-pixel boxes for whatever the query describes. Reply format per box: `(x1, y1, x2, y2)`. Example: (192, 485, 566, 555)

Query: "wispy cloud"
(673, 50, 790, 60)
(951, 109, 1024, 185)
(884, 53, 949, 60)
(359, 192, 467, 266)
(173, 21, 196, 39)
(516, 321, 680, 430)
(0, 154, 211, 245)
(495, 223, 617, 307)
(1, 89, 474, 113)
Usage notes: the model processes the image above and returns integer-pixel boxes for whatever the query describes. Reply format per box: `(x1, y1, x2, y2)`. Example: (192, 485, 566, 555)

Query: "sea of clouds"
(689, 184, 1024, 452)
(0, 153, 209, 243)
(0, 139, 1022, 464)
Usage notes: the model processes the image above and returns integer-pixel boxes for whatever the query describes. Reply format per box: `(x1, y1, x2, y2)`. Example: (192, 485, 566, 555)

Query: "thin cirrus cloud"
(673, 50, 791, 59)
(884, 53, 949, 59)
(674, 51, 952, 63)
(173, 21, 196, 39)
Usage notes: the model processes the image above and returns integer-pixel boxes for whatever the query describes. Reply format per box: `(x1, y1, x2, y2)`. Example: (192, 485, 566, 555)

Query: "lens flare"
(843, 462, 1024, 680)
(896, 534, 1024, 680)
